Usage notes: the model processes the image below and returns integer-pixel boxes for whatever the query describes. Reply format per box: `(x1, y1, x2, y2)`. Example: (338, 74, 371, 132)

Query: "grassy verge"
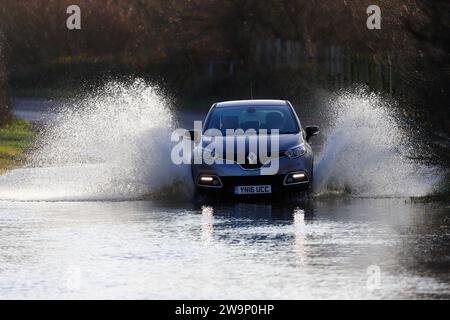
(0, 118, 35, 174)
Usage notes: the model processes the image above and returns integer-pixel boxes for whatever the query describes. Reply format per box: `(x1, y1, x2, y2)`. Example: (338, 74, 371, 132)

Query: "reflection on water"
(293, 208, 306, 267)
(201, 206, 214, 243)
(0, 198, 449, 299)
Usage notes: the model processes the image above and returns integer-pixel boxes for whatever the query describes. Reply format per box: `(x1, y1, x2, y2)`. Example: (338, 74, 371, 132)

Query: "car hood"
(199, 133, 304, 159)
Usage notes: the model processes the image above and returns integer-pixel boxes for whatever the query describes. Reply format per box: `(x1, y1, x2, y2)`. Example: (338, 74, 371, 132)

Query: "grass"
(0, 118, 35, 174)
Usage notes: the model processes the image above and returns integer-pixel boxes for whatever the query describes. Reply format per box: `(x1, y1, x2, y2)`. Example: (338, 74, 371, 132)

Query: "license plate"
(234, 185, 272, 195)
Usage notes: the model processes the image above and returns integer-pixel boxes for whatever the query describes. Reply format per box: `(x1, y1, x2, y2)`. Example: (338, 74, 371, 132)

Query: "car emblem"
(247, 152, 258, 164)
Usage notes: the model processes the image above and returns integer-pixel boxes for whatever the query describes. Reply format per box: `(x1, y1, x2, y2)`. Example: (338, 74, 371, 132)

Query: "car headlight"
(285, 144, 306, 158)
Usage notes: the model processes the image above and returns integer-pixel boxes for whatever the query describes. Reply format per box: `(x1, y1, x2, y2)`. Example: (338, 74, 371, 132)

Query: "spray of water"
(313, 89, 442, 197)
(0, 83, 442, 201)
(0, 80, 192, 201)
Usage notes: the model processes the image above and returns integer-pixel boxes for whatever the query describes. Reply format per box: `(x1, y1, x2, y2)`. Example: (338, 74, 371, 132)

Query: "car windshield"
(203, 105, 300, 135)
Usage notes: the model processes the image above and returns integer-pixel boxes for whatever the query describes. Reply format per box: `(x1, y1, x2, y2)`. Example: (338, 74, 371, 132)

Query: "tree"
(0, 34, 11, 127)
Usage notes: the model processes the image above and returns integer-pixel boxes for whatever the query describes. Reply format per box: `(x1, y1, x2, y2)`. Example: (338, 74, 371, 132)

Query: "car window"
(204, 105, 299, 135)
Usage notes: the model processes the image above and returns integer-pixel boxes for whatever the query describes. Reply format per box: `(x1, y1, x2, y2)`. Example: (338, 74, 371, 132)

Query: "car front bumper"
(192, 155, 313, 195)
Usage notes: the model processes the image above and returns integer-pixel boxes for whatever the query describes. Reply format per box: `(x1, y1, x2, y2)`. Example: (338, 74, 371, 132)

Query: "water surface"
(1, 198, 448, 299)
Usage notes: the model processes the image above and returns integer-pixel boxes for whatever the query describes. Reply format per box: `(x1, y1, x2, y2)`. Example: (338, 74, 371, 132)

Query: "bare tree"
(0, 32, 10, 126)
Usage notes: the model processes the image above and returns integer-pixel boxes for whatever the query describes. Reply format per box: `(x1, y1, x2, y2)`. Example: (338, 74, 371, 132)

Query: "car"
(187, 99, 319, 197)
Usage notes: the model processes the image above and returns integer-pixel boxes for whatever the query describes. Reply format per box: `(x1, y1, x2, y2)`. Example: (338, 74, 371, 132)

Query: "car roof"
(214, 99, 289, 108)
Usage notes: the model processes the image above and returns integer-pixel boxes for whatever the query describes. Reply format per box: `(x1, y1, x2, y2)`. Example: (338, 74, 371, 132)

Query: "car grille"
(220, 175, 285, 187)
(220, 152, 283, 170)
(239, 162, 264, 169)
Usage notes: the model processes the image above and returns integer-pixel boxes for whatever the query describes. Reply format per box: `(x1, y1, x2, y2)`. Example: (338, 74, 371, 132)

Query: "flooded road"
(2, 84, 449, 299)
(0, 198, 449, 299)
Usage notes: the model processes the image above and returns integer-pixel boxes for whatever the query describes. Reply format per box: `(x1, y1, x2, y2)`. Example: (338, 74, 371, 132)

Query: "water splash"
(0, 83, 442, 201)
(0, 80, 192, 201)
(313, 89, 442, 197)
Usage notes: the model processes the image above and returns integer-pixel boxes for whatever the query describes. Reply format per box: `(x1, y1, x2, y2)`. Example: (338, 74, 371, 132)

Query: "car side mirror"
(305, 125, 319, 142)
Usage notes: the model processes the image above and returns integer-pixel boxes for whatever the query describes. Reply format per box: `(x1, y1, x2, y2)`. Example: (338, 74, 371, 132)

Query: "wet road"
(0, 198, 449, 299)
(1, 96, 449, 299)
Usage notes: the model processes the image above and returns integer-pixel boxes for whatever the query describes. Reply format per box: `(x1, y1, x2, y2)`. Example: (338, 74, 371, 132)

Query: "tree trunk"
(0, 39, 11, 127)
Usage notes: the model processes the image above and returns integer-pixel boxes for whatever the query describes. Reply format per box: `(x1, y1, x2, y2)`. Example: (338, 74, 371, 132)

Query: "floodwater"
(1, 82, 449, 299)
(0, 198, 449, 299)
